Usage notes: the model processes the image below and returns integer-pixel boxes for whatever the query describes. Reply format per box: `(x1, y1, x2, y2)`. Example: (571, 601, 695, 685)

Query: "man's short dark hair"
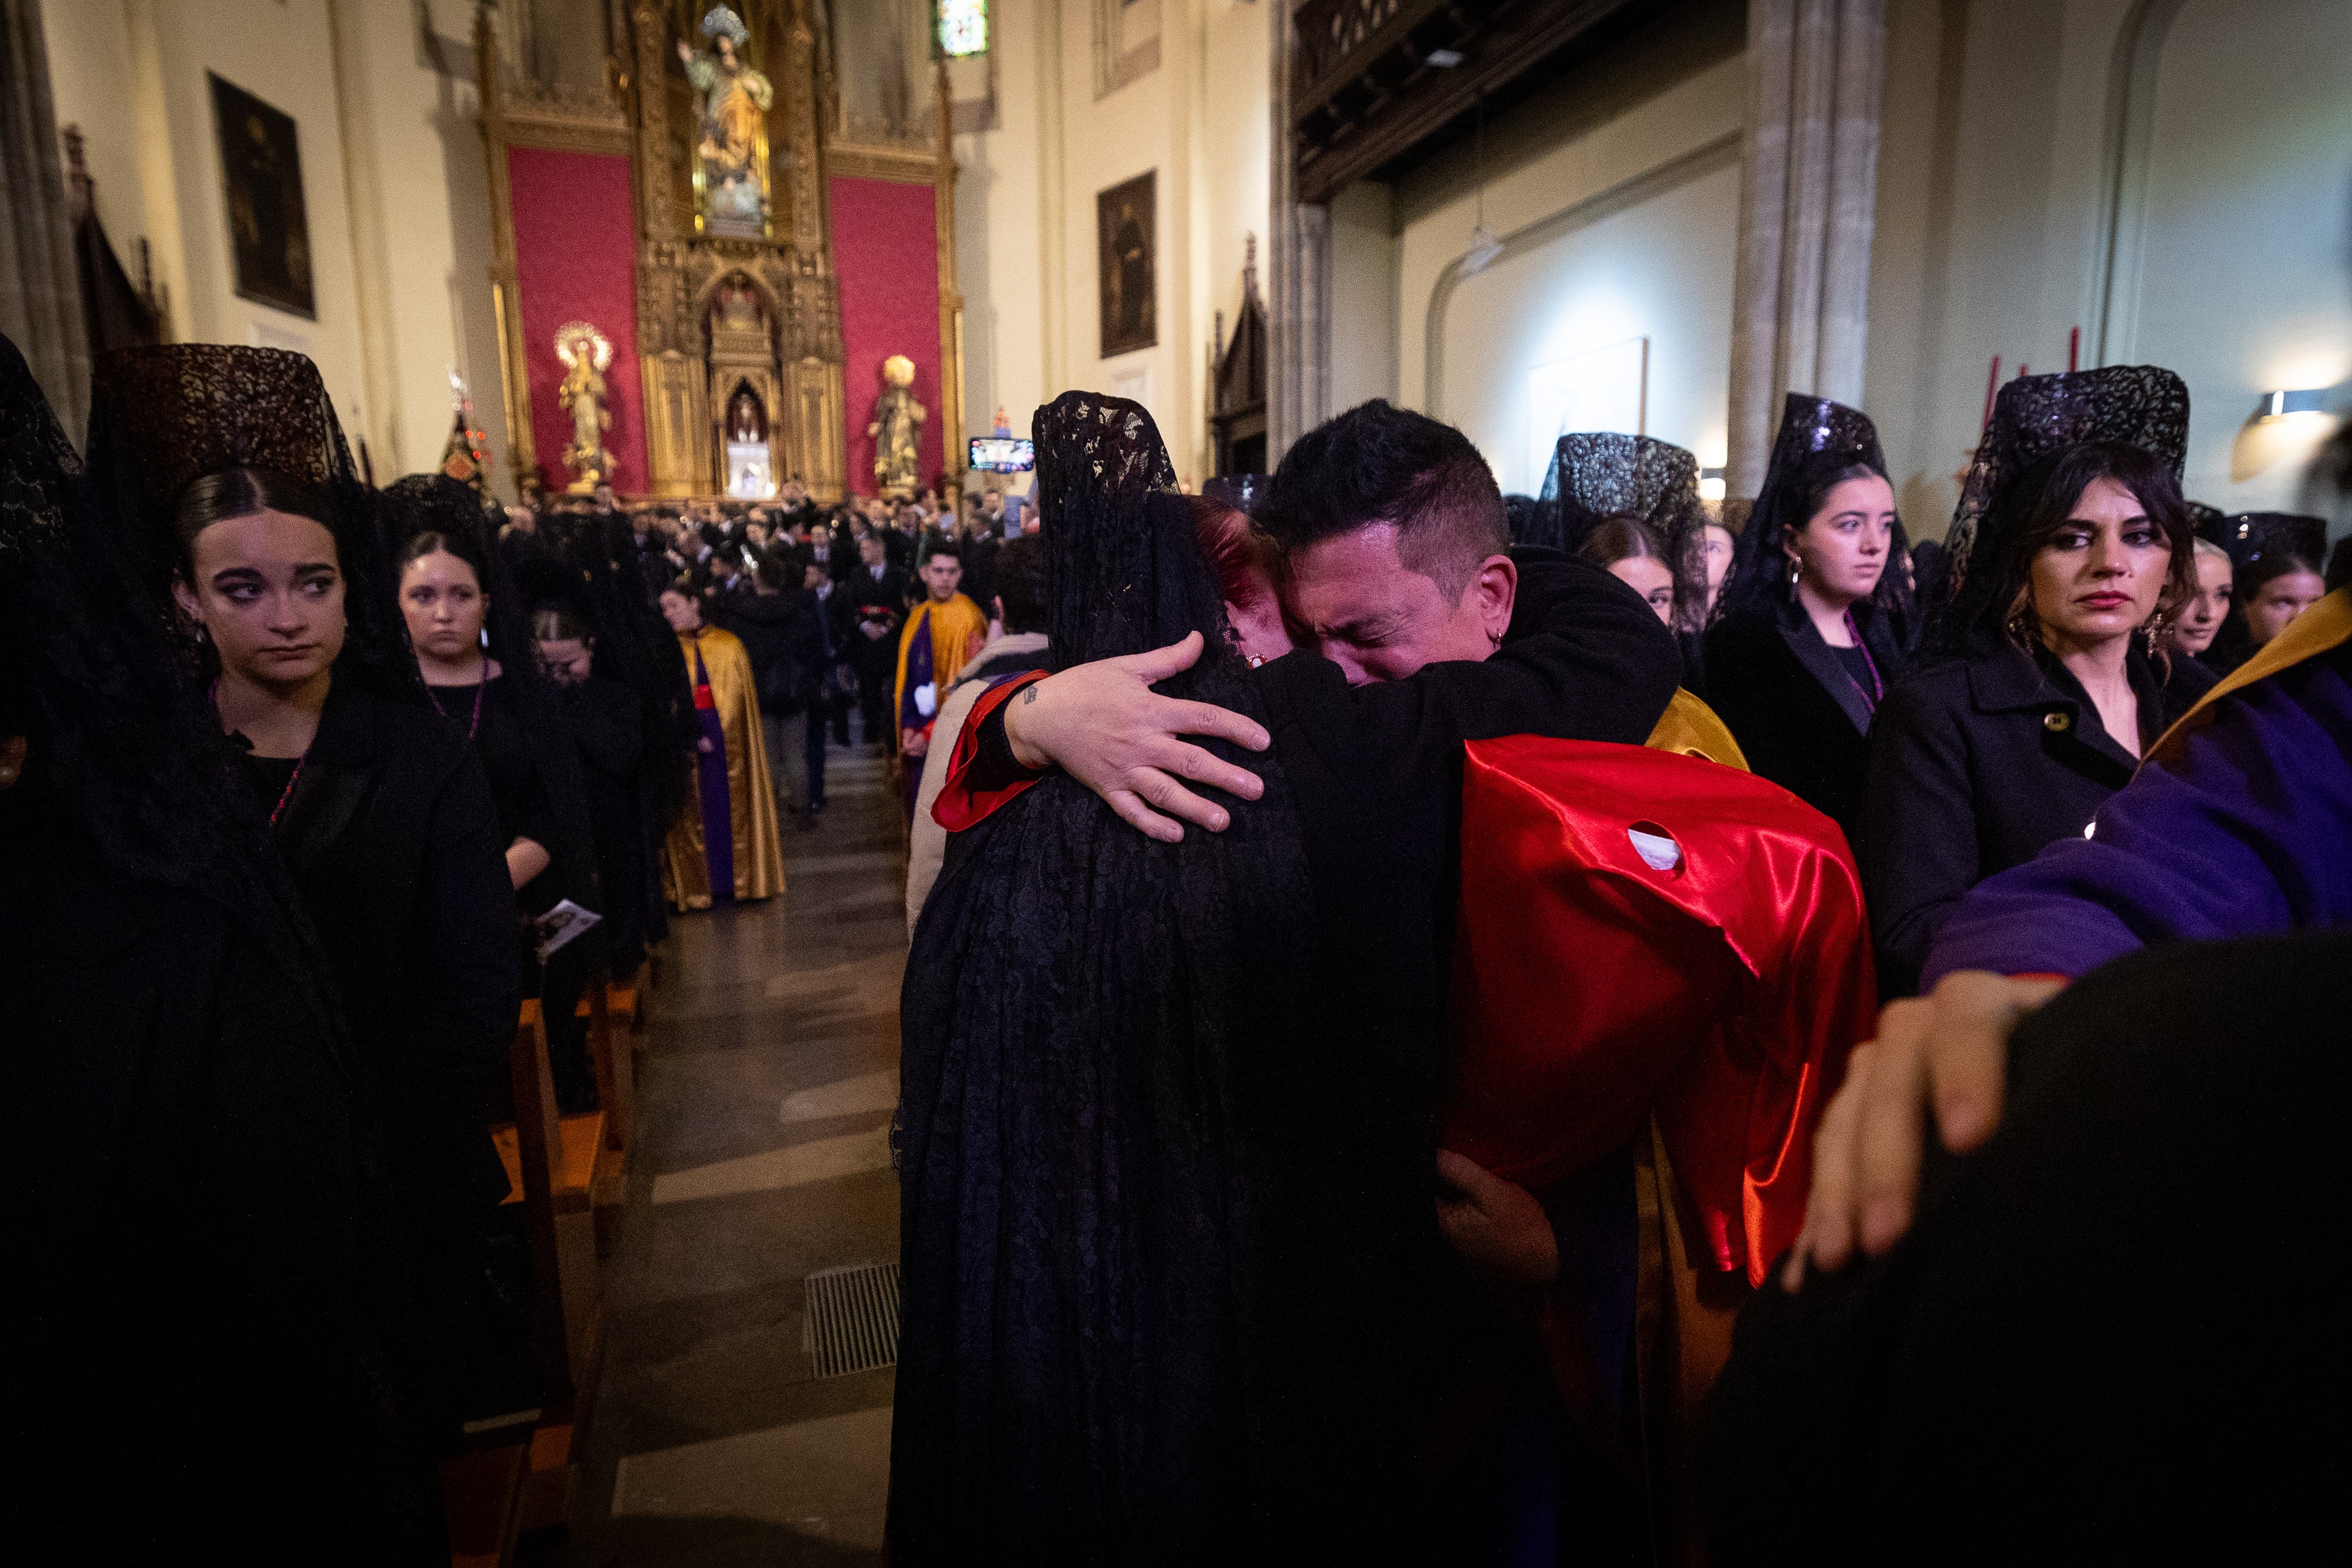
(1257, 399, 1508, 599)
(920, 533, 960, 569)
(994, 534, 1045, 634)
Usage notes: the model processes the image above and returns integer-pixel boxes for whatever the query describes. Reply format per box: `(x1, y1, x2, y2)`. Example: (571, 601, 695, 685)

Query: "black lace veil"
(894, 394, 1410, 1559)
(1946, 365, 2190, 578)
(1936, 366, 2191, 649)
(1722, 392, 1917, 636)
(1541, 431, 1707, 624)
(3, 337, 316, 958)
(84, 344, 422, 704)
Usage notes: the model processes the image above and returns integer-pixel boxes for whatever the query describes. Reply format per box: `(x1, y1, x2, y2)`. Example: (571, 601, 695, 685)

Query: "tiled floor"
(558, 744, 905, 1566)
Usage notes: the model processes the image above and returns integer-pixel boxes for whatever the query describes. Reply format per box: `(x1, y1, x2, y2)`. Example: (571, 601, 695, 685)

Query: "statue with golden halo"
(553, 320, 614, 494)
(867, 354, 926, 499)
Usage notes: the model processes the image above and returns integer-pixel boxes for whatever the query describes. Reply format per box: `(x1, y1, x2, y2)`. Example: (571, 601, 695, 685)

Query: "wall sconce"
(1698, 465, 1726, 503)
(2231, 387, 2340, 482)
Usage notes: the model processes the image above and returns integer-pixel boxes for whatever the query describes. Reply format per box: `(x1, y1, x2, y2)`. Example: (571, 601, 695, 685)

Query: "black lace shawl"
(84, 343, 423, 706)
(894, 394, 1365, 1562)
(1722, 392, 1920, 640)
(1541, 430, 1708, 627)
(1937, 366, 2191, 651)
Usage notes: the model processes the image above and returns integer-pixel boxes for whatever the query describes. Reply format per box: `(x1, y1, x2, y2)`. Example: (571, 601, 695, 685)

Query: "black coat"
(553, 676, 652, 974)
(266, 680, 520, 1422)
(0, 782, 441, 1560)
(1860, 634, 2216, 997)
(1701, 931, 2350, 1566)
(1704, 598, 1910, 842)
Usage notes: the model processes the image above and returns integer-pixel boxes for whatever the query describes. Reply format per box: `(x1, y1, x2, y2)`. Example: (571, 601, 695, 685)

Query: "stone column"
(1267, 0, 1327, 464)
(1726, 0, 1886, 495)
(1, 0, 87, 434)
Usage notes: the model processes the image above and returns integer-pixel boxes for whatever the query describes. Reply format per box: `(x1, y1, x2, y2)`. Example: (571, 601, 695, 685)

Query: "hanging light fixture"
(1462, 91, 1502, 276)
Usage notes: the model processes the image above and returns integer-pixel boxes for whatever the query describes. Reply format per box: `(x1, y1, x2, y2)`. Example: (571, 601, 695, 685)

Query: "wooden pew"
(491, 1001, 603, 1392)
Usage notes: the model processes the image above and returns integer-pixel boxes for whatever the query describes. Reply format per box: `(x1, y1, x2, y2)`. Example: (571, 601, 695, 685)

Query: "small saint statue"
(678, 6, 774, 232)
(868, 354, 926, 499)
(554, 320, 614, 494)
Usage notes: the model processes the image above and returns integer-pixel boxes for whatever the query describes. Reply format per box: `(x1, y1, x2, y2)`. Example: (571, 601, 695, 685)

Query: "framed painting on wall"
(1098, 171, 1157, 358)
(209, 73, 315, 319)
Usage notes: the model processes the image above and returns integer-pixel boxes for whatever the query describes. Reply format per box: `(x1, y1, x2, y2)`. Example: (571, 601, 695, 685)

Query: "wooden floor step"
(440, 1442, 528, 1568)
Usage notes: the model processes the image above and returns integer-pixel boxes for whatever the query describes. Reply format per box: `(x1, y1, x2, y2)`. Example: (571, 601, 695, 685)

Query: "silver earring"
(1789, 558, 1802, 587)
(480, 627, 490, 650)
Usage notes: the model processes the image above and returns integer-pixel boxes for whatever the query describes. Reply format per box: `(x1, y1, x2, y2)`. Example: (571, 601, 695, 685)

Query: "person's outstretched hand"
(1435, 1149, 1559, 1286)
(1785, 969, 2066, 1291)
(1002, 630, 1269, 842)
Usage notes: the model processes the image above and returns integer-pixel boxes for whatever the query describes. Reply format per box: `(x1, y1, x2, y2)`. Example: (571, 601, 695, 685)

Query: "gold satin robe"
(662, 626, 786, 909)
(892, 592, 991, 747)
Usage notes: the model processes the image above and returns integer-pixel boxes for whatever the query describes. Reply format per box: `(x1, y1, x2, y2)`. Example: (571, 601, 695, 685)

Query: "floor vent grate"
(804, 1261, 901, 1379)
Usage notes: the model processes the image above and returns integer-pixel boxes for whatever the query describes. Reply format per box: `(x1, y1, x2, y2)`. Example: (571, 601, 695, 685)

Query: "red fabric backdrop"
(830, 175, 944, 495)
(507, 148, 646, 494)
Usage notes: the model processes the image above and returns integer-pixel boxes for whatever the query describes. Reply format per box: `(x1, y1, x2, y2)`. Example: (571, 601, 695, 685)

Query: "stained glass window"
(938, 0, 987, 58)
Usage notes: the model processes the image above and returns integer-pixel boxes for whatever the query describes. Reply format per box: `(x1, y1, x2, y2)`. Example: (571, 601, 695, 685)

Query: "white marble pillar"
(1726, 0, 1886, 494)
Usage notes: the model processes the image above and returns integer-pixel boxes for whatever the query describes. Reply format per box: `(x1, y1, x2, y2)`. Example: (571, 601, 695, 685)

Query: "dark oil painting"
(1097, 171, 1157, 358)
(210, 73, 315, 319)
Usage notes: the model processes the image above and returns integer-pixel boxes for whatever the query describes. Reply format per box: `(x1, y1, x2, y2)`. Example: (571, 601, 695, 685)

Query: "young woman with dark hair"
(86, 344, 518, 1447)
(2, 339, 443, 1560)
(1704, 396, 1918, 839)
(386, 475, 610, 1109)
(1578, 514, 1678, 623)
(1862, 414, 2215, 997)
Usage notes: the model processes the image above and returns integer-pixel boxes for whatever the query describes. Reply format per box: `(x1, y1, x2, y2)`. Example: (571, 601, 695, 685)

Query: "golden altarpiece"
(473, 1, 966, 503)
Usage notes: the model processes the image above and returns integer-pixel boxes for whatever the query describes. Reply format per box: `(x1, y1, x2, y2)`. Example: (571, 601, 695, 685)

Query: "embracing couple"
(892, 394, 1685, 1563)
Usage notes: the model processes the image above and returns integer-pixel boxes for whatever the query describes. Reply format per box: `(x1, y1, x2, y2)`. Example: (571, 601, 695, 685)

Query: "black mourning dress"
(0, 337, 438, 1560)
(893, 396, 1680, 1563)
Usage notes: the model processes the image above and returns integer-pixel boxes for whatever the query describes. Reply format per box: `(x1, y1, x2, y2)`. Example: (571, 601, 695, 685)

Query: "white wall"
(41, 0, 506, 486)
(951, 0, 1271, 488)
(1866, 0, 2352, 535)
(1388, 41, 1747, 494)
(2128, 0, 2352, 511)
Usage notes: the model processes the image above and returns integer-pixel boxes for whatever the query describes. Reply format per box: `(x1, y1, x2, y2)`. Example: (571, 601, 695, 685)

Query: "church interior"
(5, 1, 2350, 1564)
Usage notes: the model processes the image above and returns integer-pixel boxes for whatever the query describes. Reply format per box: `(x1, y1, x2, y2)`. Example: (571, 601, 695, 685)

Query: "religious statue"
(867, 355, 926, 500)
(727, 387, 766, 445)
(553, 320, 614, 494)
(677, 5, 774, 236)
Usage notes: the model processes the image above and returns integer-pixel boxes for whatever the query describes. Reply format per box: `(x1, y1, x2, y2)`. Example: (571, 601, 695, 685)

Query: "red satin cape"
(1441, 736, 1876, 1286)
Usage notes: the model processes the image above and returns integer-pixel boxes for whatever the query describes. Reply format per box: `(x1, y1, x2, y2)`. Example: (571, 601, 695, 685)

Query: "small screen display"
(969, 436, 1035, 473)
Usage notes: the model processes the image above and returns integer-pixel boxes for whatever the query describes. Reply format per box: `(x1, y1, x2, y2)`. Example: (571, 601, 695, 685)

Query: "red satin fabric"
(1442, 736, 1876, 1286)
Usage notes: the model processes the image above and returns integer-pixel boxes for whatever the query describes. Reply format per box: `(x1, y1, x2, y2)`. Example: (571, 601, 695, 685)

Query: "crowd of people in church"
(2, 313, 2346, 1563)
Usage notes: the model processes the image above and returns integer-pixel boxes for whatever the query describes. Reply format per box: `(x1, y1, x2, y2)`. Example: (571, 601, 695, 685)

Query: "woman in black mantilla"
(382, 474, 607, 1109)
(893, 397, 1352, 1562)
(0, 337, 440, 1559)
(1541, 431, 1713, 690)
(1860, 366, 2214, 998)
(1705, 394, 1920, 840)
(86, 345, 519, 1441)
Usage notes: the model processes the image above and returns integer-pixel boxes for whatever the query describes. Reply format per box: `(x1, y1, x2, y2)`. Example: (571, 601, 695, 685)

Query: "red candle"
(2069, 326, 2080, 373)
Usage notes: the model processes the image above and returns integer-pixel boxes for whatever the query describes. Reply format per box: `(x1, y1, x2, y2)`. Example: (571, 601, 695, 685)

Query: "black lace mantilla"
(87, 344, 358, 523)
(1948, 364, 2189, 570)
(1538, 432, 1702, 554)
(1722, 392, 1916, 635)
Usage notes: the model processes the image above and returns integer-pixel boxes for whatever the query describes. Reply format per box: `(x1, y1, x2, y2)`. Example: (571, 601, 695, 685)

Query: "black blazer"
(1703, 598, 1908, 843)
(1859, 634, 2216, 997)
